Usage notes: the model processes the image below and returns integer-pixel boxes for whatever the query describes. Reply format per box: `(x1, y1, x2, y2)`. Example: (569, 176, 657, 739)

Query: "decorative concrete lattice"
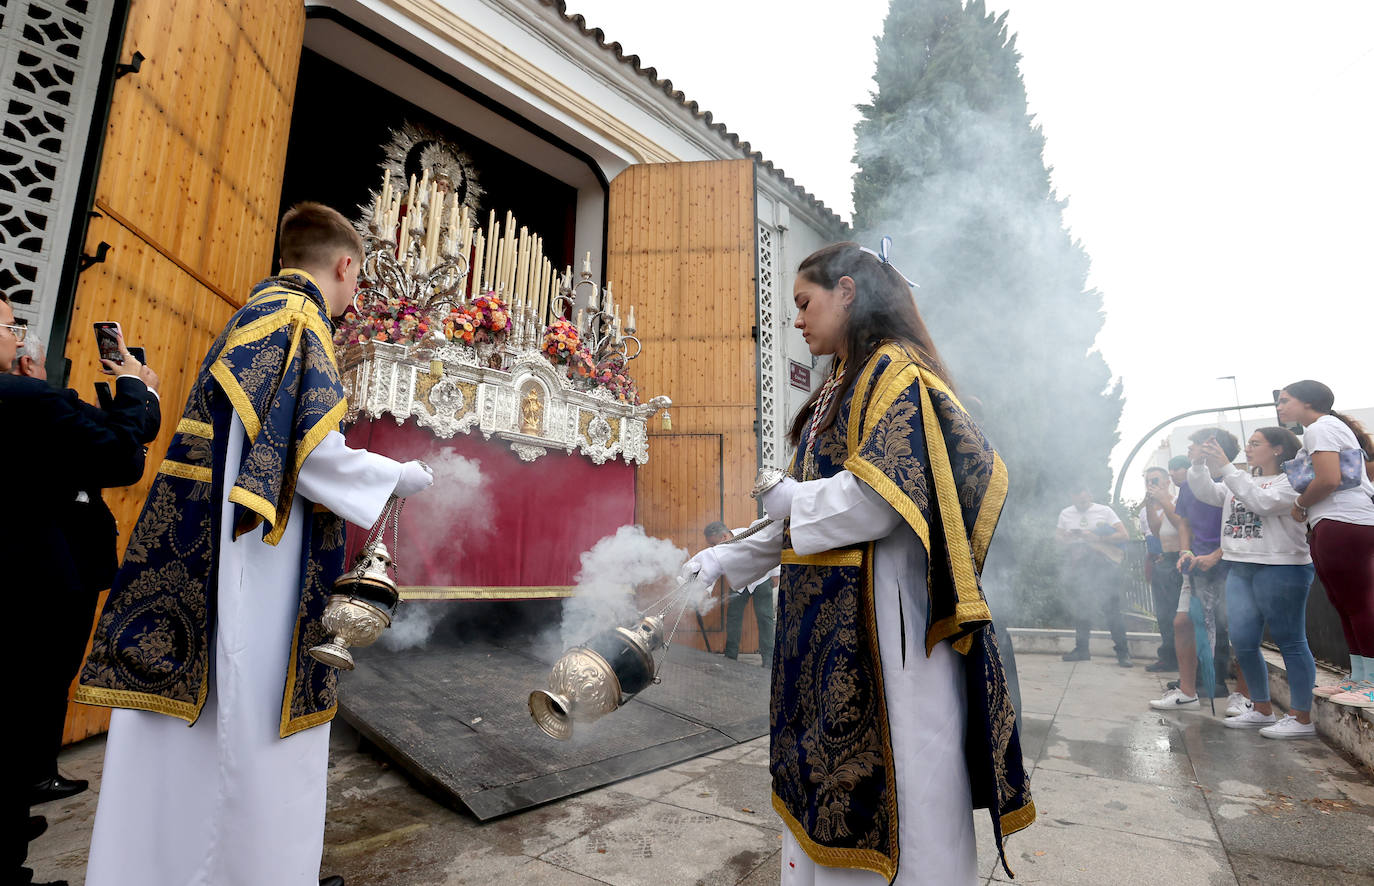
(0, 0, 109, 331)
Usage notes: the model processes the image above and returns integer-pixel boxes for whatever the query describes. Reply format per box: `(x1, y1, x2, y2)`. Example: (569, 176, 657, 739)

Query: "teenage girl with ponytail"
(1276, 380, 1374, 706)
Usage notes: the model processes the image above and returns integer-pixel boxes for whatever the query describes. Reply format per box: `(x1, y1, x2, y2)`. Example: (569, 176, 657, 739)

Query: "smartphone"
(127, 346, 147, 367)
(94, 321, 122, 364)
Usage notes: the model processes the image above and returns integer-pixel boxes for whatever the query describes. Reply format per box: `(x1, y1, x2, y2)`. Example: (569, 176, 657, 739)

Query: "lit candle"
(471, 229, 485, 300)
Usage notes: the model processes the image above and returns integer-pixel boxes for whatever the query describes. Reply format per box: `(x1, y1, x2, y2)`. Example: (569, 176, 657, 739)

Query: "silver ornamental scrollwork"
(511, 442, 547, 462)
(320, 600, 390, 647)
(549, 649, 622, 716)
(430, 378, 465, 412)
(587, 415, 612, 448)
(339, 346, 669, 465)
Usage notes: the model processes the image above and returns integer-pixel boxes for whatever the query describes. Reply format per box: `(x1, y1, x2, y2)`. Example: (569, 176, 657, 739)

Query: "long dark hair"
(787, 242, 953, 447)
(1282, 379, 1374, 460)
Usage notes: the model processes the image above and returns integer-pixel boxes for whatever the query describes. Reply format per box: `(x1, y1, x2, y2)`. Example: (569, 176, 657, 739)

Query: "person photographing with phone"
(10, 327, 161, 817)
(1140, 464, 1186, 672)
(0, 294, 156, 886)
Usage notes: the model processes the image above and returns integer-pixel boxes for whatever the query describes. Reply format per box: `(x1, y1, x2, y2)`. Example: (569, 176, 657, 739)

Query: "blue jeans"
(1225, 562, 1317, 711)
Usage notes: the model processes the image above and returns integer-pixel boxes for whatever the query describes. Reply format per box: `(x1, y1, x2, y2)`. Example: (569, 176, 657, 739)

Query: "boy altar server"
(78, 204, 434, 886)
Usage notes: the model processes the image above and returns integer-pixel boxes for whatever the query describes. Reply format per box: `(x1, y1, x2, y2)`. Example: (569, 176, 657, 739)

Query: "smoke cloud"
(555, 525, 687, 654)
(383, 446, 491, 651)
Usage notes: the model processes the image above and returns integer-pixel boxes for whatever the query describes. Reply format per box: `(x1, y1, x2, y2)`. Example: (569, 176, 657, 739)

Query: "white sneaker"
(1149, 688, 1199, 710)
(1223, 709, 1276, 729)
(1259, 714, 1317, 739)
(1224, 692, 1253, 717)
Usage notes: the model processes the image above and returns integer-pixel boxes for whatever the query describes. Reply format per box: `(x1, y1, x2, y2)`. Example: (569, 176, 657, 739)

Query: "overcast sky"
(569, 1, 1374, 490)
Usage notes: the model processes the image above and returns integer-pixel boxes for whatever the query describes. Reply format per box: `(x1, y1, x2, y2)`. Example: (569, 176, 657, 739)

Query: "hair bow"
(858, 236, 918, 288)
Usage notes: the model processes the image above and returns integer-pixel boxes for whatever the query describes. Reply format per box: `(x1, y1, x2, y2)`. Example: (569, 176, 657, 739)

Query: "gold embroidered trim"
(859, 541, 901, 874)
(771, 794, 897, 882)
(262, 396, 348, 547)
(283, 704, 337, 738)
(176, 418, 213, 438)
(280, 608, 331, 738)
(211, 359, 262, 442)
(918, 376, 989, 653)
(1001, 799, 1036, 836)
(73, 685, 198, 723)
(158, 460, 212, 483)
(779, 548, 864, 567)
(845, 455, 931, 554)
(971, 453, 1008, 569)
(228, 486, 277, 540)
(399, 585, 575, 600)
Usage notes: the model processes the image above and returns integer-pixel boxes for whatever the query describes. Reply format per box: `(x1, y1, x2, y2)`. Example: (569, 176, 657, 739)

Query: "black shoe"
(1117, 653, 1134, 668)
(1144, 660, 1176, 672)
(1061, 648, 1090, 662)
(30, 775, 89, 805)
(27, 815, 47, 841)
(1166, 679, 1180, 690)
(320, 877, 345, 886)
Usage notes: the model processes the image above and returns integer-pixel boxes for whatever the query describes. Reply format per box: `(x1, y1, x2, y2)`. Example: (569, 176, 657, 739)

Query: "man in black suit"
(0, 293, 158, 886)
(11, 331, 161, 808)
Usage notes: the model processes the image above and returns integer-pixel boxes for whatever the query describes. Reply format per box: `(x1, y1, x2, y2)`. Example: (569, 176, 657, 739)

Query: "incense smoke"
(382, 447, 492, 651)
(555, 525, 687, 654)
(853, 99, 1121, 627)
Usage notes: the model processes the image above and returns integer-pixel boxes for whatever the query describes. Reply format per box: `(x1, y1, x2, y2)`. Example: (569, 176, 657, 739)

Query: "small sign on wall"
(788, 360, 812, 392)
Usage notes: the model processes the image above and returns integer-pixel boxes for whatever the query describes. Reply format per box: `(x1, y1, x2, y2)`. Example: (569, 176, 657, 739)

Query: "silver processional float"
(527, 468, 787, 740)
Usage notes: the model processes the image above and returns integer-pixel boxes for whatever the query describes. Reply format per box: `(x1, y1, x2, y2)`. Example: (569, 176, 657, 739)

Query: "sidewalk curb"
(1261, 647, 1374, 772)
(1009, 626, 1160, 660)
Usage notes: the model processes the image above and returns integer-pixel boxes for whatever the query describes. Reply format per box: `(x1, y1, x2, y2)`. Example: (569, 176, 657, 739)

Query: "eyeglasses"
(0, 323, 26, 343)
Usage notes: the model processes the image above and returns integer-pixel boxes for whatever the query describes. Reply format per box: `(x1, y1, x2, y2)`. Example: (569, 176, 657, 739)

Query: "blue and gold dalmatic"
(77, 270, 350, 738)
(773, 342, 1034, 881)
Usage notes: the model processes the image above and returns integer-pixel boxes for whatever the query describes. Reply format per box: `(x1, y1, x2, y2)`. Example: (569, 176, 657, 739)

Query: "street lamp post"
(1218, 375, 1246, 442)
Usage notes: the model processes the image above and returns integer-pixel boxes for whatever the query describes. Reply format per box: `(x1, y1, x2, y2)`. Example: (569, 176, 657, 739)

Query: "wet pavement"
(27, 651, 1374, 884)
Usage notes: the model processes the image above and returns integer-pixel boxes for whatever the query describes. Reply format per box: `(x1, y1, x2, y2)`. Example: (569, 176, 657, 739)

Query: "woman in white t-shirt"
(1276, 380, 1374, 707)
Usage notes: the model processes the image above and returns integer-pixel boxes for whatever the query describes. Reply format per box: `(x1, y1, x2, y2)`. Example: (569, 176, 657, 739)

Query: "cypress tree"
(853, 0, 1124, 621)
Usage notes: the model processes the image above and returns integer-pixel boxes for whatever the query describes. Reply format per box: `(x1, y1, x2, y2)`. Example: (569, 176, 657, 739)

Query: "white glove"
(394, 460, 434, 497)
(680, 547, 724, 587)
(759, 477, 799, 521)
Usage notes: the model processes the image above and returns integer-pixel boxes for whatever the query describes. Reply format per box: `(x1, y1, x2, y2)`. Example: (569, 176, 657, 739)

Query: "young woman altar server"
(683, 241, 1033, 885)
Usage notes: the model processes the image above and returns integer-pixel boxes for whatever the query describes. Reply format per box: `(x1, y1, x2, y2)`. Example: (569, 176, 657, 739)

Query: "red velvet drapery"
(344, 419, 635, 597)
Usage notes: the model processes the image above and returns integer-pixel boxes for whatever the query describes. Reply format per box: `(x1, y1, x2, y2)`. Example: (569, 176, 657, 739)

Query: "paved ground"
(27, 652, 1374, 885)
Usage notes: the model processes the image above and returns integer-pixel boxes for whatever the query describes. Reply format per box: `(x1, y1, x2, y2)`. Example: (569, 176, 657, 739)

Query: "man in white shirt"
(704, 521, 778, 665)
(1056, 484, 1132, 667)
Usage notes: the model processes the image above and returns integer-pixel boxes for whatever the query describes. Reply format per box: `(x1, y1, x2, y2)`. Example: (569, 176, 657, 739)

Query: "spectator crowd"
(1056, 379, 1374, 741)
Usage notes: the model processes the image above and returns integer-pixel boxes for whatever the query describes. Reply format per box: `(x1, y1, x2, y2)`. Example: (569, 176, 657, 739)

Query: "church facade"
(7, 0, 845, 741)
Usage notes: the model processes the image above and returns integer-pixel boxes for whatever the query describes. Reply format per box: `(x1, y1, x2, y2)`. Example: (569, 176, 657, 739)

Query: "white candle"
(627, 304, 636, 333)
(583, 251, 591, 275)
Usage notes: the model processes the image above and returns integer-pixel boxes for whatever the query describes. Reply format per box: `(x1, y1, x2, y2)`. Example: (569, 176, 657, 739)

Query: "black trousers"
(30, 590, 102, 782)
(1069, 553, 1128, 655)
(723, 581, 775, 665)
(1150, 552, 1183, 665)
